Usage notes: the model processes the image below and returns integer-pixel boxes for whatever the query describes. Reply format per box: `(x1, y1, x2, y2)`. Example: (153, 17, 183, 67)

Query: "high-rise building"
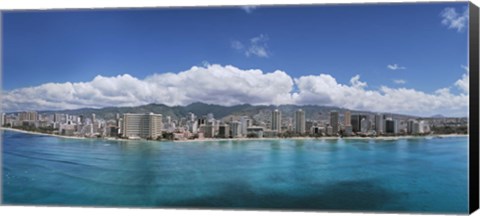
(271, 109, 282, 132)
(218, 124, 230, 138)
(122, 113, 163, 139)
(351, 114, 367, 133)
(360, 118, 371, 133)
(385, 118, 398, 134)
(306, 120, 315, 134)
(326, 125, 333, 136)
(91, 113, 96, 124)
(344, 111, 351, 126)
(53, 113, 59, 123)
(344, 125, 353, 136)
(198, 116, 207, 127)
(1, 113, 5, 126)
(19, 111, 38, 122)
(203, 123, 215, 138)
(294, 109, 306, 134)
(407, 119, 417, 134)
(188, 112, 195, 122)
(79, 115, 85, 125)
(330, 111, 339, 135)
(374, 113, 384, 134)
(240, 116, 250, 137)
(418, 120, 430, 134)
(230, 121, 241, 138)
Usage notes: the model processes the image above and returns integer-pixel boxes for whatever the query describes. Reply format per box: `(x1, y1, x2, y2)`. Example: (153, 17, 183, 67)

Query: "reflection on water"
(2, 130, 468, 213)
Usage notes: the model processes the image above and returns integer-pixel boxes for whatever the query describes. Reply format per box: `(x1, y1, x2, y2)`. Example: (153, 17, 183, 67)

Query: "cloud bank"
(2, 64, 468, 117)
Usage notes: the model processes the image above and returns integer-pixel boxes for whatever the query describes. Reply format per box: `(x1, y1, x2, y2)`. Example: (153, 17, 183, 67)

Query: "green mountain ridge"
(34, 102, 419, 121)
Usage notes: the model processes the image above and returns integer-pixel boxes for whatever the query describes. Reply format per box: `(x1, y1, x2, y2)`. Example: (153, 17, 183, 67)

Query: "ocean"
(1, 130, 469, 213)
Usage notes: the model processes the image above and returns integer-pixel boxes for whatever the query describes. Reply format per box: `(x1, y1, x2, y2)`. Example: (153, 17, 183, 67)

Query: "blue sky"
(1, 2, 470, 116)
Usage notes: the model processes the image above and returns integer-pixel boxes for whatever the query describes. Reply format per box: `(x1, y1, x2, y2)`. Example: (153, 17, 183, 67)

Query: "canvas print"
(1, 2, 476, 214)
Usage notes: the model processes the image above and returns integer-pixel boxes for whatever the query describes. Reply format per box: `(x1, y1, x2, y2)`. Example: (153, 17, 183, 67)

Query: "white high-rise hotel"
(122, 113, 163, 139)
(330, 111, 339, 134)
(271, 109, 282, 132)
(294, 109, 306, 134)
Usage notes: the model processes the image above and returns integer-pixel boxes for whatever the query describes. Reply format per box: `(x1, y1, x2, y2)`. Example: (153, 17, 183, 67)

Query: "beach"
(1, 127, 469, 144)
(171, 134, 469, 143)
(1, 127, 87, 140)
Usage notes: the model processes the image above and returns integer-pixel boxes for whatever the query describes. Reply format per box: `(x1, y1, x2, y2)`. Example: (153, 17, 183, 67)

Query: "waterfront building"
(203, 123, 215, 138)
(413, 121, 421, 134)
(60, 124, 76, 136)
(19, 111, 38, 122)
(306, 120, 315, 134)
(271, 109, 282, 133)
(374, 113, 384, 134)
(385, 118, 399, 134)
(344, 111, 351, 126)
(294, 109, 306, 134)
(218, 124, 230, 138)
(419, 120, 431, 134)
(287, 117, 294, 132)
(326, 125, 333, 136)
(351, 114, 367, 133)
(312, 126, 324, 135)
(330, 111, 339, 135)
(246, 126, 264, 138)
(344, 125, 353, 136)
(407, 119, 417, 134)
(240, 116, 250, 137)
(360, 118, 371, 133)
(188, 120, 198, 134)
(122, 113, 163, 139)
(230, 121, 241, 138)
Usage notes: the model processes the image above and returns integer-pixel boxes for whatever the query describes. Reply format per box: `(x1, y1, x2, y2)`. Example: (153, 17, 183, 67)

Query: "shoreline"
(1, 127, 469, 143)
(171, 134, 469, 143)
(1, 127, 87, 140)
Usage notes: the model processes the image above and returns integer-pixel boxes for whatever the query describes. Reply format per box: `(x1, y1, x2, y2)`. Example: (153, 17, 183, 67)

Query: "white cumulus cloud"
(232, 34, 270, 58)
(2, 64, 469, 117)
(387, 64, 406, 70)
(291, 74, 467, 116)
(2, 64, 294, 112)
(455, 73, 469, 93)
(231, 40, 244, 50)
(441, 7, 469, 32)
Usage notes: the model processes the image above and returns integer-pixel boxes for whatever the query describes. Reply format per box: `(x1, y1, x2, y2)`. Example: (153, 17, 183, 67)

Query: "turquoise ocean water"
(2, 130, 468, 213)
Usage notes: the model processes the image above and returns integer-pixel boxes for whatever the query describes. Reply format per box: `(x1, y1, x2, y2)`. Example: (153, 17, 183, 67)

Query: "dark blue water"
(2, 130, 468, 213)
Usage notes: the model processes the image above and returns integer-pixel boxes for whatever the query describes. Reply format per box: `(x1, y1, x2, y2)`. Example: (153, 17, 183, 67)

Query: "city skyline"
(2, 3, 470, 117)
(3, 105, 467, 140)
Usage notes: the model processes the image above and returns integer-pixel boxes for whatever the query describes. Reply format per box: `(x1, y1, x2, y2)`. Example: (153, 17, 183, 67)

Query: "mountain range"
(35, 102, 422, 122)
